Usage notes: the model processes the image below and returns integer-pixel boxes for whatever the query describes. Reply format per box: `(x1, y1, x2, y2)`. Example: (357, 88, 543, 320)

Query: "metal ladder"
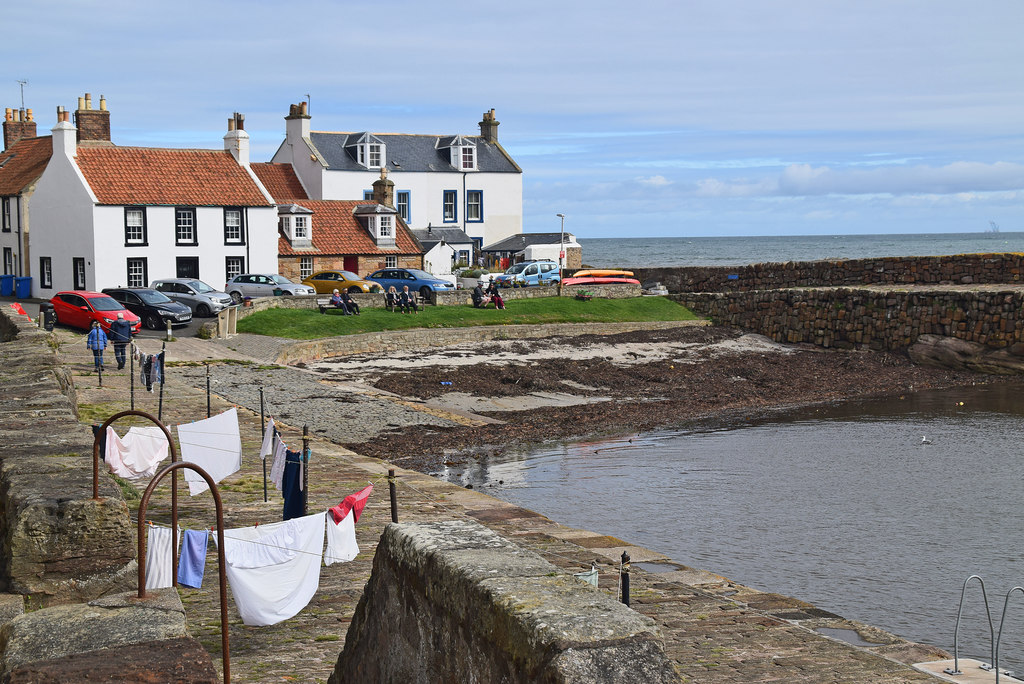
(945, 575, 1024, 682)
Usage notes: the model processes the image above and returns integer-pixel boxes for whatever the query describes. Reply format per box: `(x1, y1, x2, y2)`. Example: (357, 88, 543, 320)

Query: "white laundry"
(269, 435, 287, 492)
(145, 525, 180, 590)
(324, 509, 359, 566)
(259, 418, 276, 460)
(177, 408, 242, 496)
(218, 512, 326, 626)
(105, 426, 169, 480)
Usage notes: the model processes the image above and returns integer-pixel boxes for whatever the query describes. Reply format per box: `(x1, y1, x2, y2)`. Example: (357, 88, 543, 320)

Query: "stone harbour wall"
(636, 252, 1024, 293)
(329, 520, 678, 684)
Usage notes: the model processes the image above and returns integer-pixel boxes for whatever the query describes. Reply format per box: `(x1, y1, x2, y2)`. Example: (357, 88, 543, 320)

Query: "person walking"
(86, 321, 108, 372)
(109, 312, 132, 369)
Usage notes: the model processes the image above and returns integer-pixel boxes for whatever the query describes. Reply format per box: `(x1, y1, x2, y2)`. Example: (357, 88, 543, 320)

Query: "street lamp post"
(556, 213, 565, 295)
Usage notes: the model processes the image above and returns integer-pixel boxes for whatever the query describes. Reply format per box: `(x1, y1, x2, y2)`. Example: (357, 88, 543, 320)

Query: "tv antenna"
(305, 93, 310, 115)
(16, 80, 27, 110)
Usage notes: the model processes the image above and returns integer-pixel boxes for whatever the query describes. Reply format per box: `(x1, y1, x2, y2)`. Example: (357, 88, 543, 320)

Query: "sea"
(578, 231, 1024, 268)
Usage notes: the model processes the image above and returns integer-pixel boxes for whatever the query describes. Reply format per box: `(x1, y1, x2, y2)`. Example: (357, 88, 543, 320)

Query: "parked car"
(224, 274, 315, 302)
(494, 260, 561, 288)
(49, 291, 142, 334)
(302, 270, 383, 295)
(150, 278, 234, 317)
(101, 288, 193, 330)
(366, 268, 456, 299)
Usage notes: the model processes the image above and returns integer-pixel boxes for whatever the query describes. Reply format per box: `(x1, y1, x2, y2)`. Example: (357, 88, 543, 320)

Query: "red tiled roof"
(75, 147, 272, 206)
(250, 162, 308, 201)
(276, 200, 421, 256)
(0, 136, 52, 195)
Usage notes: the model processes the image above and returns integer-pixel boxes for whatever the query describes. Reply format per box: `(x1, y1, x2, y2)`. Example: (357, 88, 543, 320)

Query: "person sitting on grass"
(486, 281, 506, 310)
(472, 282, 487, 308)
(329, 289, 352, 315)
(398, 285, 419, 314)
(385, 286, 399, 312)
(340, 290, 360, 315)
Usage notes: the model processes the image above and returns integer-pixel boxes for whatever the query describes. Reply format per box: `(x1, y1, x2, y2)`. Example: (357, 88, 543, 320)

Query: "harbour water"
(578, 231, 1024, 268)
(439, 385, 1024, 672)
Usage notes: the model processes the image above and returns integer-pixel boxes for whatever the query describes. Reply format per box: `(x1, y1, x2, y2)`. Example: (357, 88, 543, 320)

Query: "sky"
(3, 0, 1023, 238)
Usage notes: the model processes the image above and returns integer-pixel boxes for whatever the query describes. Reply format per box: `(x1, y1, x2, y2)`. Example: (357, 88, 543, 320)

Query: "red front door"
(343, 256, 358, 273)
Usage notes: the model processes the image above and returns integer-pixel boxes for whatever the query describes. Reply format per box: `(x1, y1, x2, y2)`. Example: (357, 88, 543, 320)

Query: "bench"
(318, 297, 355, 315)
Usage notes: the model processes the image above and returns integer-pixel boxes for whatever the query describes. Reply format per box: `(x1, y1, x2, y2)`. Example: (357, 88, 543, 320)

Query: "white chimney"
(52, 108, 76, 158)
(223, 112, 249, 166)
(284, 102, 310, 144)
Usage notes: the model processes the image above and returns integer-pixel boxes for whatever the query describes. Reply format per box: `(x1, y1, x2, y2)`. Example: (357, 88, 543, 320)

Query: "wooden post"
(389, 468, 398, 523)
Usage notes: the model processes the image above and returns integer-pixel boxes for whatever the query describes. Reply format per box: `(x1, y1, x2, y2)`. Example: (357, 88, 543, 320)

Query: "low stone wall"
(329, 520, 678, 684)
(636, 253, 1024, 293)
(0, 307, 135, 607)
(678, 286, 1024, 354)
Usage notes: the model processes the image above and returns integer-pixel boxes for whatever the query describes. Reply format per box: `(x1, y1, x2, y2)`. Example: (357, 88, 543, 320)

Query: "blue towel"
(177, 528, 209, 588)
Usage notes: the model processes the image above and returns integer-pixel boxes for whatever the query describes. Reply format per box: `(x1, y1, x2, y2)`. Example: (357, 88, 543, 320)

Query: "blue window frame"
(443, 190, 457, 223)
(396, 191, 411, 222)
(466, 190, 483, 222)
(363, 190, 373, 201)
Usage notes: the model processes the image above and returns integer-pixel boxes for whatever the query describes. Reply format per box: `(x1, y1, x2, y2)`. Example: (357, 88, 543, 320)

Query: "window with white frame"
(466, 191, 483, 222)
(299, 256, 313, 279)
(443, 191, 457, 222)
(224, 208, 244, 244)
(385, 256, 398, 268)
(39, 257, 51, 289)
(126, 257, 147, 288)
(2, 247, 12, 275)
(124, 207, 146, 245)
(379, 215, 393, 238)
(1, 198, 10, 232)
(225, 256, 244, 281)
(368, 143, 382, 168)
(357, 146, 365, 166)
(461, 146, 476, 170)
(293, 216, 308, 239)
(176, 207, 196, 245)
(396, 191, 410, 222)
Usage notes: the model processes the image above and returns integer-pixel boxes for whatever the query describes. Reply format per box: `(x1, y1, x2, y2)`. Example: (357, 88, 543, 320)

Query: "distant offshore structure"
(988, 221, 1000, 233)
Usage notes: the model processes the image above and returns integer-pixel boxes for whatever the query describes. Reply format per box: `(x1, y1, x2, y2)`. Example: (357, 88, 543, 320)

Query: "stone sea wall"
(329, 520, 678, 684)
(635, 252, 1024, 292)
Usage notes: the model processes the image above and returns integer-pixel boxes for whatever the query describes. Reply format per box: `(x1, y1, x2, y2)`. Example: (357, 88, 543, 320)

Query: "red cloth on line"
(329, 485, 373, 525)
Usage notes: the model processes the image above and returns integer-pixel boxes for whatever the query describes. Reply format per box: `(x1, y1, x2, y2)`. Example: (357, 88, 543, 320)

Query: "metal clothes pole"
(389, 468, 398, 523)
(157, 343, 166, 421)
(129, 345, 135, 410)
(206, 363, 211, 418)
(260, 387, 267, 503)
(302, 424, 309, 516)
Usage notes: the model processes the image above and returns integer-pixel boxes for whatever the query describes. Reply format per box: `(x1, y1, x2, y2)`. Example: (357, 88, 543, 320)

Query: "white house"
(271, 103, 522, 252)
(27, 98, 278, 296)
(410, 226, 477, 282)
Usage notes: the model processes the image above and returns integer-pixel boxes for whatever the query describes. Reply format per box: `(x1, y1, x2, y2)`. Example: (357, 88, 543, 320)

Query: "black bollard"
(620, 551, 631, 606)
(389, 468, 398, 523)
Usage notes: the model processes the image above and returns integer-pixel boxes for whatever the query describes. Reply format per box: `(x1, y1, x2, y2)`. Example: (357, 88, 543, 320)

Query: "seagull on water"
(921, 436, 932, 445)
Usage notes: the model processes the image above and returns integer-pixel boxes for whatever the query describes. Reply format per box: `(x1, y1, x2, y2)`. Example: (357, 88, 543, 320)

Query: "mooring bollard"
(620, 550, 631, 606)
(389, 468, 398, 523)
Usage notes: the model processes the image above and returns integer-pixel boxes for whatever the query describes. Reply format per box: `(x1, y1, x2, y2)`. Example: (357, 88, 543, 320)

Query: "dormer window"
(354, 203, 397, 248)
(293, 216, 308, 239)
(348, 133, 386, 169)
(379, 215, 392, 238)
(278, 204, 313, 248)
(461, 146, 475, 170)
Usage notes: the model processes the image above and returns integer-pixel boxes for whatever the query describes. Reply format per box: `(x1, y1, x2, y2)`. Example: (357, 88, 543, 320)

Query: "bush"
(459, 268, 490, 279)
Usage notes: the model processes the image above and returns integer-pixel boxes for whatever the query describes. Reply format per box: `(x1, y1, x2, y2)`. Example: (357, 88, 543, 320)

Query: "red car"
(50, 291, 141, 334)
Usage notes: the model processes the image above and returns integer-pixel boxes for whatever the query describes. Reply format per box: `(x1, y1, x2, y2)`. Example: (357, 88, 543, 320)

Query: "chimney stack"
(224, 111, 250, 166)
(74, 92, 111, 143)
(52, 105, 77, 159)
(284, 101, 311, 144)
(479, 108, 499, 143)
(372, 167, 395, 208)
(3, 106, 37, 150)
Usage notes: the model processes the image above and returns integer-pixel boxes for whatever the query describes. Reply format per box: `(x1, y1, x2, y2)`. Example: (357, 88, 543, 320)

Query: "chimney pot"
(99, 96, 106, 111)
(227, 117, 235, 132)
(4, 109, 11, 122)
(12, 110, 19, 123)
(77, 97, 85, 110)
(84, 93, 92, 110)
(301, 102, 308, 116)
(25, 108, 32, 121)
(237, 113, 245, 131)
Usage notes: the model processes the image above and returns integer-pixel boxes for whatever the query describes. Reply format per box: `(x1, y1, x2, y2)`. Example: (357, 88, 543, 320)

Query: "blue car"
(494, 260, 561, 288)
(367, 268, 455, 299)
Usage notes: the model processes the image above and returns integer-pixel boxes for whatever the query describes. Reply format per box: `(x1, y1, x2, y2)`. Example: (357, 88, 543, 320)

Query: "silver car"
(224, 274, 316, 302)
(151, 278, 234, 317)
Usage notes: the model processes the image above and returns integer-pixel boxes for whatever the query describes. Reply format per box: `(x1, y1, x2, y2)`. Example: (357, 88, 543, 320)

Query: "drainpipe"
(15, 197, 22, 276)
(244, 208, 251, 272)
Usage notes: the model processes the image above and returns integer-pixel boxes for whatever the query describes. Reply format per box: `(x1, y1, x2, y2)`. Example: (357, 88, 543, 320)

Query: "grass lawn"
(238, 296, 699, 339)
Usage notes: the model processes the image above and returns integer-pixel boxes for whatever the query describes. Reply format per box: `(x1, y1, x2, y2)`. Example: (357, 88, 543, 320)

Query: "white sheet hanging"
(259, 418, 276, 460)
(145, 525, 180, 590)
(105, 426, 169, 480)
(218, 512, 326, 626)
(324, 509, 359, 566)
(177, 408, 242, 496)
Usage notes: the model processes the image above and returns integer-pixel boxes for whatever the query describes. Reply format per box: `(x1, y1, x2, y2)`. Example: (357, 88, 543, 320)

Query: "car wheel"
(230, 291, 242, 304)
(196, 304, 210, 317)
(348, 286, 362, 294)
(419, 286, 431, 298)
(281, 291, 292, 296)
(145, 313, 161, 330)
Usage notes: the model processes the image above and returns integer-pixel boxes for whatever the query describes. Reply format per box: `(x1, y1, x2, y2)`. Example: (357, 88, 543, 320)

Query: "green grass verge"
(237, 297, 698, 339)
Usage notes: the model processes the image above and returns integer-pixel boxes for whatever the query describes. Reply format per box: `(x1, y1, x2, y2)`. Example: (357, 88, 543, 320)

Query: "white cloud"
(637, 175, 672, 187)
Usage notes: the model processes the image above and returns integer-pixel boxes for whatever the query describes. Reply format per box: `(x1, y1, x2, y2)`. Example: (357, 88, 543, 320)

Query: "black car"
(101, 288, 193, 330)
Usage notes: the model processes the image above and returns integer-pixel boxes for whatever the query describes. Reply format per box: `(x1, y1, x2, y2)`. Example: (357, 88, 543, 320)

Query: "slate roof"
(482, 232, 574, 252)
(410, 227, 475, 251)
(308, 132, 521, 174)
(276, 199, 421, 257)
(0, 136, 52, 196)
(75, 147, 272, 207)
(251, 162, 308, 200)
